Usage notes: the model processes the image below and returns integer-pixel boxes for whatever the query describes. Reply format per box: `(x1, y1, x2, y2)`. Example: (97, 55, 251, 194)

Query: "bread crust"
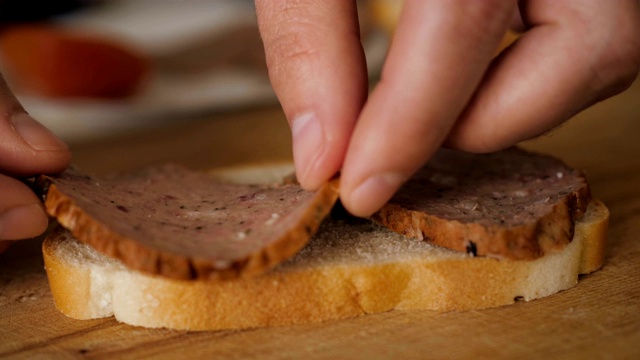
(371, 148, 591, 260)
(42, 199, 609, 331)
(38, 167, 339, 280)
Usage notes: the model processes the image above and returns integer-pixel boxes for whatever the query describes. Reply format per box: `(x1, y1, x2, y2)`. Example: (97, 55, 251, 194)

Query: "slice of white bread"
(42, 164, 609, 331)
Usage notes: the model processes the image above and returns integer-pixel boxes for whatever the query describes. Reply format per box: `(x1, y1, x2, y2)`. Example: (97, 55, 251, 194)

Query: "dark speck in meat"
(466, 241, 478, 257)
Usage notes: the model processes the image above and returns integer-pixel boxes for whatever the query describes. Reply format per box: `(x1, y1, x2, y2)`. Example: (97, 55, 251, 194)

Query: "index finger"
(256, 0, 367, 190)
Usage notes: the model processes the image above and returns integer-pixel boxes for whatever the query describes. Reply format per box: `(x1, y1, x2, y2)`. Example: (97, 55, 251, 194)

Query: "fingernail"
(0, 204, 49, 240)
(347, 173, 407, 217)
(291, 112, 325, 187)
(12, 112, 68, 151)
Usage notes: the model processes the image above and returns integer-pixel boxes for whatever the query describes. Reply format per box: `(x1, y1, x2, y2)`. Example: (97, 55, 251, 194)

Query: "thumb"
(0, 76, 71, 176)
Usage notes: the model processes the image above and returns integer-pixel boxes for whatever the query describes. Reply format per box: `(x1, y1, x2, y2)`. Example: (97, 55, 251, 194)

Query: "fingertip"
(44, 146, 73, 174)
(292, 111, 326, 189)
(0, 203, 49, 240)
(12, 112, 68, 152)
(294, 143, 343, 191)
(291, 110, 349, 191)
(12, 112, 72, 173)
(0, 175, 51, 240)
(341, 172, 407, 217)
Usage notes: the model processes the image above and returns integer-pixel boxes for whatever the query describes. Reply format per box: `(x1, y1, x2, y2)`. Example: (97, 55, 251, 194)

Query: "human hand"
(256, 0, 640, 216)
(0, 74, 71, 250)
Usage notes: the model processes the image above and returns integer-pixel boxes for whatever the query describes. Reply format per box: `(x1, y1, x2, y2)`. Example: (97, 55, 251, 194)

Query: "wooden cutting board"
(1, 81, 639, 360)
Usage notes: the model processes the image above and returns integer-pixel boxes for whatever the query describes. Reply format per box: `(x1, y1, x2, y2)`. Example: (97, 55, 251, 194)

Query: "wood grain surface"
(1, 78, 639, 360)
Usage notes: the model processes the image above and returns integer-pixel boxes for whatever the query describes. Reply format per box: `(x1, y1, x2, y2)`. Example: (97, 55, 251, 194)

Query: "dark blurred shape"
(0, 0, 89, 23)
(155, 24, 266, 75)
(0, 25, 149, 98)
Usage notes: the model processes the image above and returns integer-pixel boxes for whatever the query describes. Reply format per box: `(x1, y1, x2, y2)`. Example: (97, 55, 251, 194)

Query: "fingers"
(446, 0, 640, 153)
(0, 71, 68, 242)
(340, 0, 516, 216)
(0, 76, 71, 176)
(256, 0, 367, 189)
(0, 174, 49, 240)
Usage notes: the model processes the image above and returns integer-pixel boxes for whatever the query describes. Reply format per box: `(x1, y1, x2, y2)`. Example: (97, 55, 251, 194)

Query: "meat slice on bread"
(36, 164, 339, 280)
(39, 149, 608, 330)
(372, 148, 591, 260)
(43, 195, 608, 331)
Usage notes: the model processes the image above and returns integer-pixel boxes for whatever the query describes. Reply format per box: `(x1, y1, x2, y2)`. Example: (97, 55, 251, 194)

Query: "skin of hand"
(256, 0, 640, 217)
(0, 75, 71, 249)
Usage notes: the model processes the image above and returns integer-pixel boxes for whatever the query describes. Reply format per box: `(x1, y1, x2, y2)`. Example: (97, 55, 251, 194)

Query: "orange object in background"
(0, 25, 149, 99)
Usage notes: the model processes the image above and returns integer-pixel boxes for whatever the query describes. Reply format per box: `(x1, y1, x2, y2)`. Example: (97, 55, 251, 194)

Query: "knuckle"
(593, 40, 640, 96)
(434, 0, 514, 23)
(587, 8, 640, 96)
(462, 0, 516, 30)
(266, 30, 320, 86)
(268, 27, 318, 67)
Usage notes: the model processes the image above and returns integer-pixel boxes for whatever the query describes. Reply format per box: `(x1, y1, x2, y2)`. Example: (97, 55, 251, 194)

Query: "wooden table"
(1, 77, 639, 359)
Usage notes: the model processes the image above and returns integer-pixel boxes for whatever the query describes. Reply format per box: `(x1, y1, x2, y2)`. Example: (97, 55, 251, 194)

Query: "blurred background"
(0, 0, 637, 179)
(0, 0, 391, 142)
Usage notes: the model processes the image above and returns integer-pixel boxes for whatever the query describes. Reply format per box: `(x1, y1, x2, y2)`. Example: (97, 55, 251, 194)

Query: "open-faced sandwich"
(36, 148, 608, 331)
